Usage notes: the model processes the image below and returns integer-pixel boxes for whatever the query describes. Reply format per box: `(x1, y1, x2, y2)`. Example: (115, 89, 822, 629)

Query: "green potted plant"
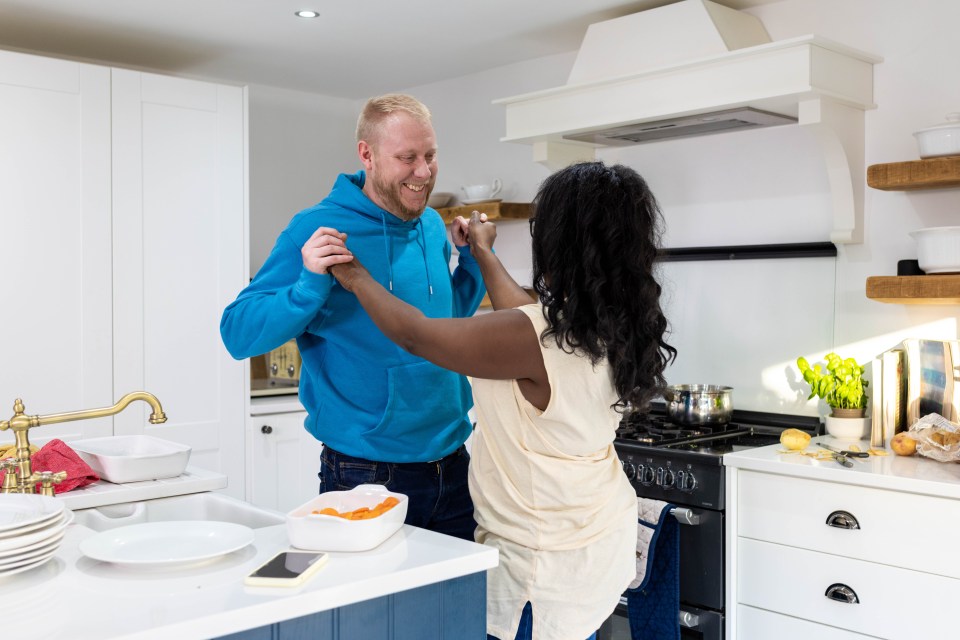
(796, 352, 870, 439)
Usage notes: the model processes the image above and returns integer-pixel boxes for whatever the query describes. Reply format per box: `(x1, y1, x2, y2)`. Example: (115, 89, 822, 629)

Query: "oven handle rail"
(669, 506, 701, 526)
(617, 597, 704, 629)
(679, 610, 701, 628)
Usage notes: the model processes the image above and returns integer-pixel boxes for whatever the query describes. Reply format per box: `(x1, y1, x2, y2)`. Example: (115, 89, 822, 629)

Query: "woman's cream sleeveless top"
(469, 303, 638, 640)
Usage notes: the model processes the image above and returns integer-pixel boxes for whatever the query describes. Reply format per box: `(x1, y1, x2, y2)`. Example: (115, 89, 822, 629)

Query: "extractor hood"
(563, 107, 796, 146)
(493, 0, 882, 244)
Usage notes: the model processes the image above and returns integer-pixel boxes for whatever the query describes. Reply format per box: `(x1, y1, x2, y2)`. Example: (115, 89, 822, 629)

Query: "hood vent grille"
(563, 108, 797, 146)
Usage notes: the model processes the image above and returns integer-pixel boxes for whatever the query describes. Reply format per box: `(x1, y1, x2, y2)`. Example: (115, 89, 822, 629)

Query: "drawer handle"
(825, 583, 860, 604)
(825, 510, 860, 530)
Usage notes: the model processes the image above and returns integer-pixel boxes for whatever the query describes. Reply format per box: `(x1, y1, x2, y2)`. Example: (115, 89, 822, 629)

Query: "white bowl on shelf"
(913, 113, 960, 158)
(427, 191, 454, 208)
(286, 484, 408, 552)
(910, 226, 960, 274)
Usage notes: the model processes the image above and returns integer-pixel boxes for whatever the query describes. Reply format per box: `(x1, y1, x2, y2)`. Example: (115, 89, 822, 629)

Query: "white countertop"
(56, 466, 228, 511)
(1, 521, 497, 640)
(724, 435, 960, 499)
(250, 394, 305, 415)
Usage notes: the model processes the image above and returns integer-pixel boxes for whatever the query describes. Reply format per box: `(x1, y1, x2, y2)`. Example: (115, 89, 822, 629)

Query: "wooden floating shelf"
(436, 202, 531, 224)
(867, 156, 960, 191)
(866, 274, 960, 304)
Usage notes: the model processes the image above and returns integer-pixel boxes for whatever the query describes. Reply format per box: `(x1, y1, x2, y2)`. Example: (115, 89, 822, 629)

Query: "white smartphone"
(244, 550, 329, 588)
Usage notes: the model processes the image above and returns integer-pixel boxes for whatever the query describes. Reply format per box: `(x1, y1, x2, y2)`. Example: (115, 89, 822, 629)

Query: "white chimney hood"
(494, 0, 882, 244)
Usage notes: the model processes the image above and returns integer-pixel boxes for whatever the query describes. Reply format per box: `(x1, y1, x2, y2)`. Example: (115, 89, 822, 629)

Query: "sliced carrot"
(313, 496, 401, 520)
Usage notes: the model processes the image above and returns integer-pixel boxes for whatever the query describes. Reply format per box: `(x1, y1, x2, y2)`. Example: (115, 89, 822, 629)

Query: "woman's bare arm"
(330, 255, 548, 403)
(460, 213, 535, 310)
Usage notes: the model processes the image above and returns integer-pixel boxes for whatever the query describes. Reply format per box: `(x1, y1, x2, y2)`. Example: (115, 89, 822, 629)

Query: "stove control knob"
(638, 464, 656, 486)
(621, 461, 636, 480)
(657, 467, 676, 489)
(676, 470, 698, 493)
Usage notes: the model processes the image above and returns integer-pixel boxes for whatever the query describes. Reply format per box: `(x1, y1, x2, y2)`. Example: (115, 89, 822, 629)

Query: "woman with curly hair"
(330, 160, 676, 640)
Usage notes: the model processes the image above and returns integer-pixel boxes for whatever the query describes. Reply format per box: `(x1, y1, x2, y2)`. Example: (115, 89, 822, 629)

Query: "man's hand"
(451, 212, 489, 247)
(302, 227, 353, 274)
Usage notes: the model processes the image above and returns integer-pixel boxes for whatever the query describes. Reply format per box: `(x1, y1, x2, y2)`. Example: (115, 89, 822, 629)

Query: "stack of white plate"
(0, 494, 72, 577)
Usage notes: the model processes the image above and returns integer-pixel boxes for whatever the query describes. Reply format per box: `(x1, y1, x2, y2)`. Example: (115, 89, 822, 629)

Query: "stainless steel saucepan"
(663, 384, 733, 425)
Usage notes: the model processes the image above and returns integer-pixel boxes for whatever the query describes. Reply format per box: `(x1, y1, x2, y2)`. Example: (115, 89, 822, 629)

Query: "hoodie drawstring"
(415, 219, 433, 299)
(379, 213, 432, 299)
(380, 212, 394, 291)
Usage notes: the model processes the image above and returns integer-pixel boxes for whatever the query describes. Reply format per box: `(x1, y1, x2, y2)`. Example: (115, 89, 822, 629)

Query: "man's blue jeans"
(488, 602, 598, 640)
(318, 445, 476, 541)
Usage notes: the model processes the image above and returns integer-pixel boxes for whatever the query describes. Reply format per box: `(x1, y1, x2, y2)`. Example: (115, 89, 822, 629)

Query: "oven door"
(676, 506, 724, 611)
(597, 599, 723, 640)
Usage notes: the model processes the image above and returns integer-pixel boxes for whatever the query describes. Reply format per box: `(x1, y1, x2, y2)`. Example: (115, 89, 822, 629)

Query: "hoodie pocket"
(367, 360, 466, 445)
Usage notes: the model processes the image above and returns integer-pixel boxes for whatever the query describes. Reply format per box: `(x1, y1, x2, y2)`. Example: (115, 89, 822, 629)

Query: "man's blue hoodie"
(220, 171, 486, 462)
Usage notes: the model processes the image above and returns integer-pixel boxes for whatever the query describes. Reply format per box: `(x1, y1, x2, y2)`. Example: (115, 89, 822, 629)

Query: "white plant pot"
(825, 415, 870, 440)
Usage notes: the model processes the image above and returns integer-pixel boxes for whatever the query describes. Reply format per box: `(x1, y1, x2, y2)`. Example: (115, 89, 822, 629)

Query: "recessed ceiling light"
(295, 10, 320, 18)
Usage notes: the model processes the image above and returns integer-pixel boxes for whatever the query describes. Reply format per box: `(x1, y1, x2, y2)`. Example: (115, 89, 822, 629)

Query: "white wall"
(400, 0, 957, 415)
(247, 85, 357, 274)
(249, 0, 959, 416)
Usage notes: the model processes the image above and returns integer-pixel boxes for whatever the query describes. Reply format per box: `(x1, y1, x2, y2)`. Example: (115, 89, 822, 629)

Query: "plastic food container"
(913, 113, 960, 158)
(909, 226, 960, 274)
(70, 435, 191, 484)
(286, 484, 408, 552)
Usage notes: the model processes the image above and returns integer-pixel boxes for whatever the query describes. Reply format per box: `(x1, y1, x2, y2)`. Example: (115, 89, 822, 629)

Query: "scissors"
(819, 442, 869, 460)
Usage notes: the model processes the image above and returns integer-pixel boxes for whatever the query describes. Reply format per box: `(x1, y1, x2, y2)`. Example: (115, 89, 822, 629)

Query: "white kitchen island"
(724, 436, 960, 639)
(0, 475, 497, 640)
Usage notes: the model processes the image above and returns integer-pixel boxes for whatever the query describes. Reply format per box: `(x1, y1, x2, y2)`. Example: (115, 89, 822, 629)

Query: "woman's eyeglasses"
(528, 217, 536, 236)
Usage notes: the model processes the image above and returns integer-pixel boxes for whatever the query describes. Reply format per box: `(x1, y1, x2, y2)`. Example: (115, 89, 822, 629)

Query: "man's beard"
(368, 172, 428, 221)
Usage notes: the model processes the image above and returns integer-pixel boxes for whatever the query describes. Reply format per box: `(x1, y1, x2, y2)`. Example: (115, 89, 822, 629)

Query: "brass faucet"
(0, 391, 167, 495)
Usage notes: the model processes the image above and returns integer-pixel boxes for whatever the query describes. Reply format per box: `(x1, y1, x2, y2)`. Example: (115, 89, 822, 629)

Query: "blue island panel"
(221, 571, 486, 640)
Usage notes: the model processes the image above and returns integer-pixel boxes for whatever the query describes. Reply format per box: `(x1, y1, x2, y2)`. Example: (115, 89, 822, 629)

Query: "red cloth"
(13, 439, 100, 493)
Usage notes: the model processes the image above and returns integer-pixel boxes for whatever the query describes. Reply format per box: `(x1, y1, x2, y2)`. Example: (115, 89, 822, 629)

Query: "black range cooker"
(598, 404, 821, 640)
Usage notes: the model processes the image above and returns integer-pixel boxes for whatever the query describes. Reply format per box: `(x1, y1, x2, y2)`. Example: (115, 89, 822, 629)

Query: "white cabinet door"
(737, 605, 876, 639)
(111, 69, 246, 496)
(248, 411, 324, 512)
(0, 50, 114, 440)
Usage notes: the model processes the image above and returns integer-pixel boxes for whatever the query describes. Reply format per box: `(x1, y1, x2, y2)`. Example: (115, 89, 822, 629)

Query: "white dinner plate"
(0, 506, 71, 540)
(460, 198, 502, 205)
(0, 511, 71, 553)
(0, 534, 64, 568)
(0, 552, 58, 578)
(0, 544, 59, 571)
(0, 525, 66, 559)
(0, 494, 64, 533)
(79, 521, 255, 565)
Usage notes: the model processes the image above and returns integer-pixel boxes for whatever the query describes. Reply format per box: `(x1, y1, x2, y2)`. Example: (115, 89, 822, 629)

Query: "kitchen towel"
(626, 498, 680, 640)
(27, 439, 99, 493)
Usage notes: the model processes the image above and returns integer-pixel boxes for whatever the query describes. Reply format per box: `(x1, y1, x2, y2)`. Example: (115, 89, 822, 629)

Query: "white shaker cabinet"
(0, 51, 113, 436)
(725, 442, 960, 640)
(0, 49, 247, 496)
(248, 396, 325, 512)
(109, 68, 246, 494)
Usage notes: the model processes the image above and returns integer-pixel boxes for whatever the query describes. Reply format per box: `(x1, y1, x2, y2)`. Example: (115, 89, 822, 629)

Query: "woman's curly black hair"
(530, 161, 677, 412)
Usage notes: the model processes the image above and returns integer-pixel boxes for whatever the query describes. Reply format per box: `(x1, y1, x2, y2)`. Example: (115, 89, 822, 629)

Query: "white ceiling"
(0, 0, 777, 98)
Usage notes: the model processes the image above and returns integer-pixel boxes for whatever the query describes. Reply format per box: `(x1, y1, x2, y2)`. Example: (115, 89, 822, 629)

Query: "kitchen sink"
(72, 492, 285, 531)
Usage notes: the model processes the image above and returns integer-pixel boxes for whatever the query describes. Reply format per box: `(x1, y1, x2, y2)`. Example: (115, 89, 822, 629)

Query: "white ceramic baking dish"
(910, 226, 960, 274)
(913, 113, 960, 158)
(286, 484, 408, 552)
(70, 435, 191, 484)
